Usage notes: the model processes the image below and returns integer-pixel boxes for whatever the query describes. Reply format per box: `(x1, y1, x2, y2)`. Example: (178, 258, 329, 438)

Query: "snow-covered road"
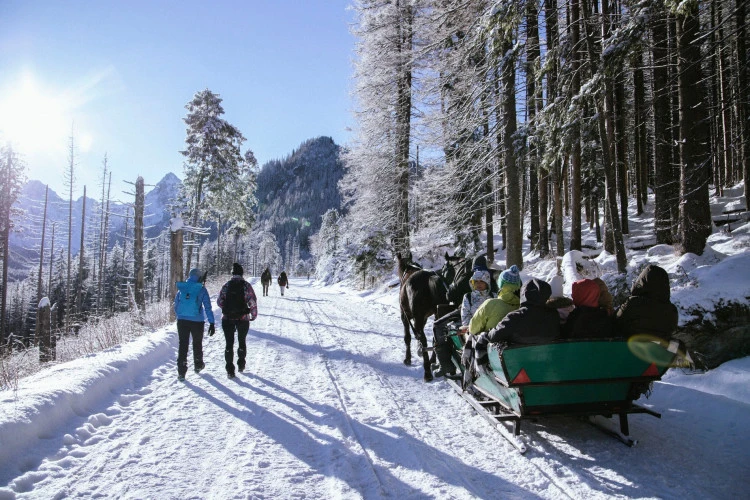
(2, 278, 749, 499)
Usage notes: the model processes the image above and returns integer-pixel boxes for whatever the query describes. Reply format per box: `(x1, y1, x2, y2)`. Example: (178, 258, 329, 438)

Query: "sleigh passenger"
(561, 278, 615, 339)
(466, 265, 522, 336)
(433, 269, 495, 378)
(615, 264, 678, 341)
(473, 278, 561, 367)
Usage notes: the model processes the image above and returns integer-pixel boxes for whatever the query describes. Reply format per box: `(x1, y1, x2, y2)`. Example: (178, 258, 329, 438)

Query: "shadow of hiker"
(194, 374, 530, 498)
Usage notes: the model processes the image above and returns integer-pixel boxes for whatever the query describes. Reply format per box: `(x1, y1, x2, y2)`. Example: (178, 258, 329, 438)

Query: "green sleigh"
(447, 336, 682, 453)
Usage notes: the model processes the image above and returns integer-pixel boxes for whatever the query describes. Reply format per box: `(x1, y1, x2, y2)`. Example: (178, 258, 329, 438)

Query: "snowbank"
(0, 330, 176, 466)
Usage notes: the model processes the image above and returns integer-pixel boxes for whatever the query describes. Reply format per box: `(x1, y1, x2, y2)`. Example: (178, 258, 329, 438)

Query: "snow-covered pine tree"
(180, 89, 257, 274)
(344, 0, 419, 257)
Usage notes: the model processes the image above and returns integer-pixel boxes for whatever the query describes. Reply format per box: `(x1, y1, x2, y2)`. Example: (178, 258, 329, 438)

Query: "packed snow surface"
(1, 278, 749, 499)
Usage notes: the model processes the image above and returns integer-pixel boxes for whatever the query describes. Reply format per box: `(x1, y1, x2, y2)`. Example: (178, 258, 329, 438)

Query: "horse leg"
(414, 325, 433, 382)
(402, 312, 412, 365)
(412, 316, 433, 381)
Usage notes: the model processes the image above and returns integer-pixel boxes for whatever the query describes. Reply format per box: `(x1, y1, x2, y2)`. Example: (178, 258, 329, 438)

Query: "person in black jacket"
(561, 278, 615, 339)
(474, 278, 560, 366)
(277, 271, 289, 296)
(615, 264, 678, 341)
(260, 268, 272, 297)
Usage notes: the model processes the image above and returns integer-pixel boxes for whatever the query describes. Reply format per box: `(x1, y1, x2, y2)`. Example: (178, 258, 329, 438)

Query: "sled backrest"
(490, 340, 678, 411)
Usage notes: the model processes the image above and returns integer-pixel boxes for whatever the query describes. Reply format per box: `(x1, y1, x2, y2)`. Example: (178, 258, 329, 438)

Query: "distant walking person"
(260, 267, 272, 297)
(217, 263, 258, 378)
(174, 268, 215, 381)
(277, 270, 289, 296)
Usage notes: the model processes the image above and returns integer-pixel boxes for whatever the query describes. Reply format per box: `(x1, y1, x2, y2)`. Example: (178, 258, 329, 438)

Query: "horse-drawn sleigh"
(395, 253, 684, 452)
(446, 335, 682, 452)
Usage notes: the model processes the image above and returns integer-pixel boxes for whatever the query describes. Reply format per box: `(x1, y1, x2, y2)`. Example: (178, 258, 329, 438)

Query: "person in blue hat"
(174, 268, 215, 380)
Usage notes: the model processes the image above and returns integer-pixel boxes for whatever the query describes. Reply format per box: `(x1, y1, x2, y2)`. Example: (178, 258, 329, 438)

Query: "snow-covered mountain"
(255, 136, 345, 259)
(7, 173, 181, 282)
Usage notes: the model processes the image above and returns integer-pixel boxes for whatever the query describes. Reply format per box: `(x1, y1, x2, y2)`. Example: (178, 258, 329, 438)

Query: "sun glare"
(0, 74, 72, 154)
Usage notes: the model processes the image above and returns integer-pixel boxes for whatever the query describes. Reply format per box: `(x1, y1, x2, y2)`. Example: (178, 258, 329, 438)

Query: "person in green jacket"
(467, 265, 522, 335)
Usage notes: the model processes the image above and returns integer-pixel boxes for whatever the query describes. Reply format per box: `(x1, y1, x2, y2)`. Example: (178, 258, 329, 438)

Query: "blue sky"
(0, 0, 354, 200)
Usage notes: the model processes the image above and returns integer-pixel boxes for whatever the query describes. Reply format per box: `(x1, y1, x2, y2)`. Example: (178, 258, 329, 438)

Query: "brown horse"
(396, 253, 450, 381)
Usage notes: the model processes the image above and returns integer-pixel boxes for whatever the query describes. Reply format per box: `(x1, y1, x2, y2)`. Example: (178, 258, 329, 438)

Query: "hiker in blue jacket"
(174, 268, 215, 380)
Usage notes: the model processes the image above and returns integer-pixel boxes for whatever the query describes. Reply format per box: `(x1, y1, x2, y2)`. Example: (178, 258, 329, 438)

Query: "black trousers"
(433, 310, 461, 374)
(177, 319, 204, 376)
(222, 319, 250, 374)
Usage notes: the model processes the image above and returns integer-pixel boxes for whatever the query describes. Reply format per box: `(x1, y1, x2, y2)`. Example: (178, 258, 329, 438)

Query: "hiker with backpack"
(217, 263, 258, 378)
(174, 268, 215, 381)
(277, 270, 289, 296)
(260, 267, 272, 297)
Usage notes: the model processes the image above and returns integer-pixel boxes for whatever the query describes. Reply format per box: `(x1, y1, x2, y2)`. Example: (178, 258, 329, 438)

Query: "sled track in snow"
(298, 295, 486, 498)
(297, 296, 390, 496)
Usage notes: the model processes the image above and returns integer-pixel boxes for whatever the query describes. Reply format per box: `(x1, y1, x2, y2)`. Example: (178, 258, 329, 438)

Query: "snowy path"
(1, 279, 749, 499)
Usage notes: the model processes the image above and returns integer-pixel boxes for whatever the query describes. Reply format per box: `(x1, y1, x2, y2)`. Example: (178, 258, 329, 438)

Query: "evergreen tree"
(180, 89, 257, 271)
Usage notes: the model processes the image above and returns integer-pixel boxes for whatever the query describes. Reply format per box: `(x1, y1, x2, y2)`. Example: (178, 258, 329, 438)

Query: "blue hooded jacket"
(174, 269, 215, 323)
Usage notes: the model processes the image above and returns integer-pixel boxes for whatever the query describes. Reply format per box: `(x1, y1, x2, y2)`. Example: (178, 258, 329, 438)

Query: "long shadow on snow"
(256, 295, 400, 340)
(195, 374, 532, 498)
(253, 310, 396, 340)
(248, 328, 428, 380)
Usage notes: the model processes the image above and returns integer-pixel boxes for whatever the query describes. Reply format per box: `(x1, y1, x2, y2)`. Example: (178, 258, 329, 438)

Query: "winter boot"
(433, 344, 456, 378)
(194, 362, 205, 374)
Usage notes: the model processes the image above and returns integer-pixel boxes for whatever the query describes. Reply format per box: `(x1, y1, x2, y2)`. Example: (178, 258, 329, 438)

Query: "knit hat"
(572, 279, 600, 308)
(469, 270, 492, 290)
(232, 263, 244, 276)
(188, 268, 202, 280)
(499, 265, 521, 288)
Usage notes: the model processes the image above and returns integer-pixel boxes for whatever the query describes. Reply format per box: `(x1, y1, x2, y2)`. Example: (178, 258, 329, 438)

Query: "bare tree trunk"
(716, 0, 732, 195)
(35, 185, 48, 345)
(503, 36, 523, 269)
(632, 50, 647, 214)
(615, 71, 629, 234)
(737, 0, 749, 204)
(98, 173, 111, 313)
(493, 64, 507, 252)
(394, 0, 414, 255)
(651, 6, 674, 244)
(75, 186, 86, 318)
(527, 0, 546, 257)
(134, 177, 145, 312)
(65, 134, 75, 335)
(582, 0, 627, 272)
(545, 0, 564, 256)
(676, 2, 712, 255)
(0, 158, 10, 349)
(569, 0, 583, 252)
(48, 223, 55, 298)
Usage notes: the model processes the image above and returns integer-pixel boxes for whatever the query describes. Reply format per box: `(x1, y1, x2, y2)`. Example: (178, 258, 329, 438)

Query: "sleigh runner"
(446, 336, 681, 453)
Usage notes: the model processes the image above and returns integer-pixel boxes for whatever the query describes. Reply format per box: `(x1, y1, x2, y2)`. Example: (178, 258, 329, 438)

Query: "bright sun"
(0, 74, 73, 155)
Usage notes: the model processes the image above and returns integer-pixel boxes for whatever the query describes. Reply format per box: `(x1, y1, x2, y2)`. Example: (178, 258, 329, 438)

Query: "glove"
(208, 324, 215, 336)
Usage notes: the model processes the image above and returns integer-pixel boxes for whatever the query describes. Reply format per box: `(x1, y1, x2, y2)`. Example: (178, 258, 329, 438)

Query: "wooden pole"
(169, 219, 184, 322)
